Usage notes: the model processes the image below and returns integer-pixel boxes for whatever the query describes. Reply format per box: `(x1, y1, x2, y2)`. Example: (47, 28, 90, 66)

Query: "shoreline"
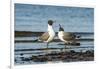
(15, 31, 94, 37)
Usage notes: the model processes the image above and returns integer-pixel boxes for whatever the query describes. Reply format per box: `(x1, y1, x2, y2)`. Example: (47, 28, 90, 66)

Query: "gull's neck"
(48, 24, 54, 32)
(59, 31, 64, 32)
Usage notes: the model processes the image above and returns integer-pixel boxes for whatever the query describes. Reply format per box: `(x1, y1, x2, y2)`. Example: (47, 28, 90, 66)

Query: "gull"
(36, 20, 55, 49)
(58, 24, 80, 45)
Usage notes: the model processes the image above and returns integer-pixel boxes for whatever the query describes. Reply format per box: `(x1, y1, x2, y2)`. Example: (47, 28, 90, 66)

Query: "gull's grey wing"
(63, 32, 76, 41)
(39, 32, 50, 41)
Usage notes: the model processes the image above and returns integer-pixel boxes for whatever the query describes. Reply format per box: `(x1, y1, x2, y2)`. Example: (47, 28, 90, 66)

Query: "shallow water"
(15, 33, 94, 65)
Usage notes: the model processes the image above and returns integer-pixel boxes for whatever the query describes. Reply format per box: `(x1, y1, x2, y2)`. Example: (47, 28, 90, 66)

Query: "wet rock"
(20, 53, 24, 56)
(70, 50, 76, 53)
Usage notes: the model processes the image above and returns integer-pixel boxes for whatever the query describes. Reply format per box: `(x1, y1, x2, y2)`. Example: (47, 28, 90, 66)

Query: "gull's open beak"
(59, 24, 61, 27)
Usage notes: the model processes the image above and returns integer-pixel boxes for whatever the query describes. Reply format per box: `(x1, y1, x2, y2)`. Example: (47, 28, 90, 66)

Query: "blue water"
(15, 3, 94, 32)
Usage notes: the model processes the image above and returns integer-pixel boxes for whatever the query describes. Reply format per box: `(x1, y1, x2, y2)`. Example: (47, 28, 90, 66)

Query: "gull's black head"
(48, 20, 53, 25)
(59, 24, 64, 31)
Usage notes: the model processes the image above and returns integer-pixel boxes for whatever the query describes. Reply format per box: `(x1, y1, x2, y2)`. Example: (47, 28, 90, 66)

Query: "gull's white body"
(45, 24, 55, 42)
(58, 31, 68, 43)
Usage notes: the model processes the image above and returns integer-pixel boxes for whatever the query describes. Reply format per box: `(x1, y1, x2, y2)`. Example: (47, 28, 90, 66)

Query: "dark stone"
(70, 50, 75, 53)
(20, 53, 24, 56)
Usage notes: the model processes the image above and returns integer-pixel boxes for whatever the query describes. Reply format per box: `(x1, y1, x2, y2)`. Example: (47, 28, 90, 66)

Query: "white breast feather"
(46, 25, 55, 42)
(58, 31, 66, 42)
